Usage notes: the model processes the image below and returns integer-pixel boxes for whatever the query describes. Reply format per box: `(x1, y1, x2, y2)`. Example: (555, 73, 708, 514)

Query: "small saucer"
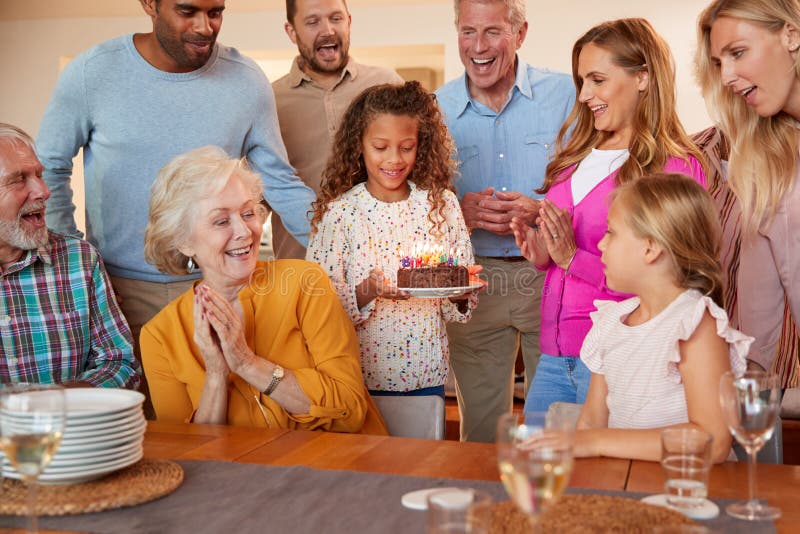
(401, 487, 459, 510)
(641, 494, 720, 520)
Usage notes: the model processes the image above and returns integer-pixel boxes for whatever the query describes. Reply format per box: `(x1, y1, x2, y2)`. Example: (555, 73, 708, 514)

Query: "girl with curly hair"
(510, 18, 707, 412)
(307, 81, 478, 398)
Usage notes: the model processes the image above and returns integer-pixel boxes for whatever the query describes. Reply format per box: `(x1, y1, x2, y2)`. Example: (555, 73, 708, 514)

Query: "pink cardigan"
(539, 155, 707, 357)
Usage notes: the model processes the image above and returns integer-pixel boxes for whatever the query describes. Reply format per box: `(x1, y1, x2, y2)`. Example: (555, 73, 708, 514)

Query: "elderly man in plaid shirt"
(0, 123, 140, 388)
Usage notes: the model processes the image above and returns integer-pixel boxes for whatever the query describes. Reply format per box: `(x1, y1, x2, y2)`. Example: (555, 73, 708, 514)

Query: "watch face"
(275, 366, 285, 379)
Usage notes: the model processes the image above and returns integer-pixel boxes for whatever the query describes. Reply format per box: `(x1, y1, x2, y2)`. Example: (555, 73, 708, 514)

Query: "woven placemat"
(491, 494, 699, 533)
(0, 458, 184, 516)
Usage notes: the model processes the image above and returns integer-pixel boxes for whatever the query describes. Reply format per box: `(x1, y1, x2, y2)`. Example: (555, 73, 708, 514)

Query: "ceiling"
(0, 0, 447, 21)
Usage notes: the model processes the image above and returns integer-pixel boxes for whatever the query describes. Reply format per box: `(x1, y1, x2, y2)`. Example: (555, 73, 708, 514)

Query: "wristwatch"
(262, 364, 285, 396)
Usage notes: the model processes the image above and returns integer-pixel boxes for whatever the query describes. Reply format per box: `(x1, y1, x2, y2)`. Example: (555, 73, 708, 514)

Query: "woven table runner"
(0, 460, 776, 533)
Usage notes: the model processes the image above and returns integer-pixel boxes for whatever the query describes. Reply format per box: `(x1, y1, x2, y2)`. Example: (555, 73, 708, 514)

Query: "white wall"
(0, 0, 712, 140)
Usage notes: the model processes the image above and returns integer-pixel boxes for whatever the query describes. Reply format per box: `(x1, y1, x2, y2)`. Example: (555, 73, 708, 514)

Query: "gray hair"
(453, 0, 526, 32)
(0, 123, 36, 152)
(144, 146, 266, 276)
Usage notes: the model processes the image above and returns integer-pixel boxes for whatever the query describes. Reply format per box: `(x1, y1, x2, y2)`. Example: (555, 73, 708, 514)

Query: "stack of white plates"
(1, 388, 146, 484)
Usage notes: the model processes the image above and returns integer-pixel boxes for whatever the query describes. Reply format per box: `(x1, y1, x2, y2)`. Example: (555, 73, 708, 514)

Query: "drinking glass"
(0, 384, 66, 533)
(660, 428, 713, 510)
(496, 411, 574, 528)
(425, 488, 492, 534)
(718, 370, 782, 520)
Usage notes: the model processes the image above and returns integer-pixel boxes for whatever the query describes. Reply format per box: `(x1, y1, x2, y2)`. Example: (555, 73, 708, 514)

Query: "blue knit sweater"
(37, 34, 314, 282)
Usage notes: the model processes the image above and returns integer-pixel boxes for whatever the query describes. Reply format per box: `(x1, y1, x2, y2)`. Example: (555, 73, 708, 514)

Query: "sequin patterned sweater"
(307, 182, 476, 391)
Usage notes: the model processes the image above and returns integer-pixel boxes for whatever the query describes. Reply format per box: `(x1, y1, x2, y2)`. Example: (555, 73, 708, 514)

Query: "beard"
(154, 19, 216, 71)
(0, 202, 49, 253)
(297, 33, 350, 75)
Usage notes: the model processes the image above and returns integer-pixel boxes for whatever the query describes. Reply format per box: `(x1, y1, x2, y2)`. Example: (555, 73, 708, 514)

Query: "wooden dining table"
(3, 421, 798, 533)
(141, 421, 800, 533)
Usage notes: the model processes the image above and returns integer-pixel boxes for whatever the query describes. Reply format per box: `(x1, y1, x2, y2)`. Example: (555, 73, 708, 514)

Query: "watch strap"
(262, 365, 284, 396)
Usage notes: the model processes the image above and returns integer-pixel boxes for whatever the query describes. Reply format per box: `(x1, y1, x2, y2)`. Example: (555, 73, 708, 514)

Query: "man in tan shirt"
(272, 0, 403, 259)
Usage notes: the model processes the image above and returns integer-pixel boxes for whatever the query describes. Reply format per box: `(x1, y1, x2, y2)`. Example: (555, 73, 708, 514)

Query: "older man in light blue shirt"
(436, 0, 574, 442)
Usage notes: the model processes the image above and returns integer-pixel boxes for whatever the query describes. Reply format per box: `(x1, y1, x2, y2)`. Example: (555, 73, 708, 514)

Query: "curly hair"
(541, 18, 704, 193)
(310, 81, 456, 236)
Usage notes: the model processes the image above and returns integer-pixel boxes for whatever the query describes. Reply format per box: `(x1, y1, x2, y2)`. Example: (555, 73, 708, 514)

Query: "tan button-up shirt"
(271, 57, 403, 259)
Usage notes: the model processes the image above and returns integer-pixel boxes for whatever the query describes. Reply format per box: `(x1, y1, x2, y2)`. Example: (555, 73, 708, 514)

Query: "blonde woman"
(140, 146, 386, 434)
(696, 0, 800, 383)
(511, 18, 706, 412)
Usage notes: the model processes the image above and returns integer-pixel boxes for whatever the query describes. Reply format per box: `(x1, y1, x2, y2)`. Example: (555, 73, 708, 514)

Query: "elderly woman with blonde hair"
(140, 146, 386, 433)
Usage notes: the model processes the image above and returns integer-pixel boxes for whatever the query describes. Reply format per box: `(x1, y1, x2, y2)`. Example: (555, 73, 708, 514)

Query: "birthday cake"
(397, 264, 469, 288)
(397, 245, 469, 288)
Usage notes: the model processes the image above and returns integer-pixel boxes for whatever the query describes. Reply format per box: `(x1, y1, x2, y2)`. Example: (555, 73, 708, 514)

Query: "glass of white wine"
(718, 370, 782, 521)
(496, 411, 574, 528)
(0, 383, 66, 533)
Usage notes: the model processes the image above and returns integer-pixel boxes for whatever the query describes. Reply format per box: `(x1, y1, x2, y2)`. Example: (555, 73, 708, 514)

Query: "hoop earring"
(187, 257, 195, 274)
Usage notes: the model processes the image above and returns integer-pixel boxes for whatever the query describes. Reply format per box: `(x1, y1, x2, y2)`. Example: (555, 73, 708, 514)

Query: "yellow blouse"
(140, 260, 387, 434)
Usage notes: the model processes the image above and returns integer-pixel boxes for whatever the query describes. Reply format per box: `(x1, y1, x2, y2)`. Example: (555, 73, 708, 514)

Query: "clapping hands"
(193, 284, 253, 375)
(510, 200, 577, 271)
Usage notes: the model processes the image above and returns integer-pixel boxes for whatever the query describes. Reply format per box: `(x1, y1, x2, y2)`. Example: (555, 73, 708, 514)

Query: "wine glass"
(0, 384, 66, 533)
(496, 411, 574, 528)
(718, 370, 782, 521)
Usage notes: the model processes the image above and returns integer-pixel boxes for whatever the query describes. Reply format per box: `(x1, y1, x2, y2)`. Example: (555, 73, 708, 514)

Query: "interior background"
(0, 0, 712, 233)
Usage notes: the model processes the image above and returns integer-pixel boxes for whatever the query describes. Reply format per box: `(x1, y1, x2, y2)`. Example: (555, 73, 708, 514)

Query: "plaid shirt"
(0, 232, 140, 388)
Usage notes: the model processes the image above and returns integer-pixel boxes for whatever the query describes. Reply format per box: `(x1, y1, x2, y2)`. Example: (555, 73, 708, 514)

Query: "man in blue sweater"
(36, 0, 315, 358)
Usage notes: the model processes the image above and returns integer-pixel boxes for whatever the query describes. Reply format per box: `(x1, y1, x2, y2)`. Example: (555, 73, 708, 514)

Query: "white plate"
(57, 423, 145, 453)
(1, 388, 144, 419)
(61, 415, 145, 440)
(397, 282, 483, 299)
(63, 388, 145, 416)
(4, 410, 143, 435)
(51, 440, 143, 467)
(64, 411, 144, 436)
(54, 433, 142, 458)
(58, 430, 144, 454)
(4, 446, 141, 475)
(65, 406, 143, 426)
(3, 442, 141, 471)
(3, 449, 143, 485)
(400, 487, 460, 510)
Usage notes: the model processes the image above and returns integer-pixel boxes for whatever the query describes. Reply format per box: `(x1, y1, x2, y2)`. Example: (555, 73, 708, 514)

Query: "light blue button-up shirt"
(436, 59, 574, 257)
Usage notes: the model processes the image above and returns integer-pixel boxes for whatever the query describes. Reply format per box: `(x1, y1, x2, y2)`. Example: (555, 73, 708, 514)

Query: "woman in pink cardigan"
(511, 19, 706, 411)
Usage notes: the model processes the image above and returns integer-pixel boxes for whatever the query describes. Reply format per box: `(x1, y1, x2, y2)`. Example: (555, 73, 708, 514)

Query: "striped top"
(693, 126, 800, 388)
(307, 182, 475, 392)
(581, 289, 749, 429)
(0, 232, 140, 388)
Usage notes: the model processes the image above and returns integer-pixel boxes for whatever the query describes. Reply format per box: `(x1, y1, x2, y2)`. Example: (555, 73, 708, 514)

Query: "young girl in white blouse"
(574, 173, 750, 463)
(306, 82, 477, 398)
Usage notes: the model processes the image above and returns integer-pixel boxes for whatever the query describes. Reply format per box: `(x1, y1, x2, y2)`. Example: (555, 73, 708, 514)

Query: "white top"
(571, 148, 629, 204)
(581, 289, 750, 429)
(306, 182, 476, 391)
